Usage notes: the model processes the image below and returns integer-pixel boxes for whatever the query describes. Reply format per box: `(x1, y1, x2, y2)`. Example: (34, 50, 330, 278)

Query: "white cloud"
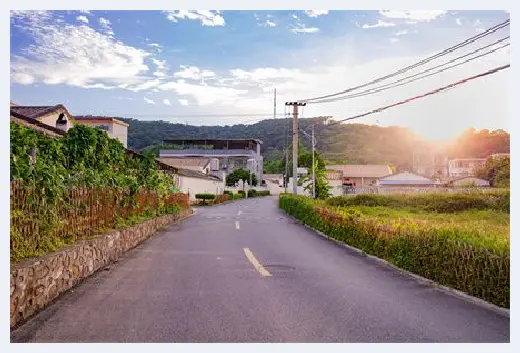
(304, 10, 329, 18)
(379, 10, 447, 22)
(174, 65, 216, 80)
(76, 15, 89, 24)
(389, 38, 399, 44)
(178, 99, 189, 106)
(11, 14, 150, 89)
(362, 20, 396, 29)
(144, 97, 155, 104)
(456, 18, 462, 26)
(164, 10, 225, 27)
(290, 24, 319, 34)
(79, 10, 91, 15)
(395, 29, 410, 36)
(99, 17, 114, 36)
(163, 98, 171, 105)
(254, 13, 277, 28)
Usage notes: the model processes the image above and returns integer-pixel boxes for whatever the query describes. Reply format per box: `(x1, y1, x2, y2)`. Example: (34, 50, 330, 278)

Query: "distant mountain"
(119, 117, 509, 173)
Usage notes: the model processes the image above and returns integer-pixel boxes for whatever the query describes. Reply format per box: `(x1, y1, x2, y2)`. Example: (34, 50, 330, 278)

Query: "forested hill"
(120, 117, 509, 172)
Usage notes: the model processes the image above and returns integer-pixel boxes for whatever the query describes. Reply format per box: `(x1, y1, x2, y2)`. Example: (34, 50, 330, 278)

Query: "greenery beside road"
(279, 192, 510, 308)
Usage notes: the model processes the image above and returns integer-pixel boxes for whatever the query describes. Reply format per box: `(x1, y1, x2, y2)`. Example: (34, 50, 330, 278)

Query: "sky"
(10, 10, 510, 141)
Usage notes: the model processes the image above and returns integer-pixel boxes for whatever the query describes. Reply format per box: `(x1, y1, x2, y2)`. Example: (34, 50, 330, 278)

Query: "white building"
(75, 116, 129, 147)
(447, 158, 486, 177)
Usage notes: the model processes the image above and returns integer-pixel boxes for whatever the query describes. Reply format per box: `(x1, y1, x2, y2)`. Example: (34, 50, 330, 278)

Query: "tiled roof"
(157, 157, 211, 169)
(379, 172, 434, 185)
(10, 111, 66, 138)
(10, 104, 69, 120)
(75, 116, 129, 127)
(326, 164, 393, 178)
(175, 167, 221, 181)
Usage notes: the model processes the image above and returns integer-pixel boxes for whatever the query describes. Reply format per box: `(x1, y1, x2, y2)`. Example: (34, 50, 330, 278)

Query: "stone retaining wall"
(10, 209, 192, 328)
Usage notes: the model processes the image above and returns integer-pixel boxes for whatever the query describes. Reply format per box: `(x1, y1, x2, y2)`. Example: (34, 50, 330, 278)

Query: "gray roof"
(326, 164, 393, 178)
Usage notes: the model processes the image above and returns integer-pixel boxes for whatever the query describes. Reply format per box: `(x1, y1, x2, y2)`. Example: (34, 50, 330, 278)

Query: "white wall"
(178, 175, 225, 200)
(112, 123, 128, 147)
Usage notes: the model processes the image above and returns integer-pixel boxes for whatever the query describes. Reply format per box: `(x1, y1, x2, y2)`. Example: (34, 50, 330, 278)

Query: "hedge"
(326, 191, 510, 213)
(279, 194, 509, 308)
(195, 193, 215, 205)
(247, 189, 270, 197)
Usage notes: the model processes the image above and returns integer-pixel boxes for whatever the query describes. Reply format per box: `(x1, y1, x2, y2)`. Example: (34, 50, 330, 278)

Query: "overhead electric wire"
(299, 19, 510, 103)
(311, 39, 510, 104)
(322, 64, 510, 128)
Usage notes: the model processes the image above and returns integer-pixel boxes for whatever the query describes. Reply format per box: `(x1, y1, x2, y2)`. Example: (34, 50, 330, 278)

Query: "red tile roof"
(75, 116, 129, 127)
(10, 104, 69, 120)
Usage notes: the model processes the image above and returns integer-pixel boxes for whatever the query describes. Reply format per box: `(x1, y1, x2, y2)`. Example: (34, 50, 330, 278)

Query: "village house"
(75, 116, 129, 148)
(447, 158, 487, 177)
(325, 164, 393, 196)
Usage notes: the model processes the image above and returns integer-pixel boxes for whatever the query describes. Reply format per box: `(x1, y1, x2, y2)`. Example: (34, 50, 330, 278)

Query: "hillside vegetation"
(120, 117, 509, 172)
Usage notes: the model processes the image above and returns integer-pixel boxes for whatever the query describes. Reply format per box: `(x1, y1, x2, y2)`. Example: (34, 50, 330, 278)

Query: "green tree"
(225, 168, 258, 187)
(474, 156, 510, 188)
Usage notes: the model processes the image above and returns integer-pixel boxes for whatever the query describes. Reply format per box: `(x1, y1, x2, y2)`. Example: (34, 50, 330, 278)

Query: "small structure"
(378, 171, 434, 187)
(447, 176, 490, 187)
(75, 116, 129, 147)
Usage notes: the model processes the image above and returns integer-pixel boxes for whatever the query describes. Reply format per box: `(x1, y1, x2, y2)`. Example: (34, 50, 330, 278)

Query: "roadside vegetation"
(279, 191, 510, 308)
(10, 122, 186, 262)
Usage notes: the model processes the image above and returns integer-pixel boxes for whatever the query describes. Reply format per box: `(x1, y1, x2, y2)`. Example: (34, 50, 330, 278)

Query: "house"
(378, 171, 434, 187)
(10, 104, 75, 132)
(446, 176, 490, 187)
(174, 168, 225, 200)
(490, 153, 510, 159)
(75, 116, 129, 147)
(447, 158, 486, 177)
(159, 138, 264, 183)
(157, 157, 211, 174)
(327, 164, 393, 187)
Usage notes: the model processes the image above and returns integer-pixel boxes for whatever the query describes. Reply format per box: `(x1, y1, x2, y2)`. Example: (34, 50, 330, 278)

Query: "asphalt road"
(11, 196, 510, 343)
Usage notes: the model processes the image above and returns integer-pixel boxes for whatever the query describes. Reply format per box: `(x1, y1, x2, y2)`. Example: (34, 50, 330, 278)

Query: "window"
(96, 125, 110, 131)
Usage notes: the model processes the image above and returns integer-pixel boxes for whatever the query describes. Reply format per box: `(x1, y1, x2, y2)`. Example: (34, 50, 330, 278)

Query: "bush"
(326, 191, 510, 213)
(237, 190, 245, 195)
(247, 189, 258, 197)
(195, 193, 215, 205)
(233, 193, 245, 199)
(280, 194, 510, 308)
(223, 190, 233, 196)
(256, 190, 271, 197)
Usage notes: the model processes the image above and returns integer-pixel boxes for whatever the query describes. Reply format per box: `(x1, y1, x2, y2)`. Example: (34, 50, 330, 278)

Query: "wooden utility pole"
(285, 102, 306, 195)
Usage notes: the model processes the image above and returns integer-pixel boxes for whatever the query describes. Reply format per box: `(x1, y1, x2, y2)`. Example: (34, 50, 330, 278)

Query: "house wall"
(448, 159, 486, 177)
(452, 177, 490, 186)
(177, 175, 225, 200)
(39, 111, 73, 132)
(112, 123, 128, 148)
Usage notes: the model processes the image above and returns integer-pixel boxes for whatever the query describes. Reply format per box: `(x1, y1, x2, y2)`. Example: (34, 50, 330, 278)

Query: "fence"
(10, 181, 189, 248)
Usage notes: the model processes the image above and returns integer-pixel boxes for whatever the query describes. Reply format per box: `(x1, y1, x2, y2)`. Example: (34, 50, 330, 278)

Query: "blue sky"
(10, 10, 510, 140)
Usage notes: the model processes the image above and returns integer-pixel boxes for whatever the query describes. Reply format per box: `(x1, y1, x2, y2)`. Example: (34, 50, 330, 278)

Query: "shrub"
(247, 189, 258, 197)
(237, 190, 245, 195)
(223, 190, 233, 196)
(195, 193, 215, 205)
(256, 190, 270, 196)
(233, 193, 245, 199)
(280, 194, 510, 308)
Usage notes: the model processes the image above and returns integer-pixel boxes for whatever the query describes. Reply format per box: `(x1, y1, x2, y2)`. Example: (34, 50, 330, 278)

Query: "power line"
(299, 19, 510, 103)
(323, 64, 510, 128)
(311, 39, 510, 104)
(110, 113, 287, 118)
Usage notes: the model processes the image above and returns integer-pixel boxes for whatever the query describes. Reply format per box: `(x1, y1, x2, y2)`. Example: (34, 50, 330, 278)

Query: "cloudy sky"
(10, 10, 510, 140)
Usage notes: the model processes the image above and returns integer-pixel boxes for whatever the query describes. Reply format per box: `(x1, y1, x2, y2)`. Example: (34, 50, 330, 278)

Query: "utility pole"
(285, 102, 306, 195)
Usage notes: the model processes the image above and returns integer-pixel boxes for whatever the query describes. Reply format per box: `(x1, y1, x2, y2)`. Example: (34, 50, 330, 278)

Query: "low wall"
(10, 208, 192, 328)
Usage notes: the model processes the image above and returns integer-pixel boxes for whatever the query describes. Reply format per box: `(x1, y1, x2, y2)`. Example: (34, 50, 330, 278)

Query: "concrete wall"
(39, 111, 73, 132)
(178, 175, 225, 200)
(10, 209, 192, 328)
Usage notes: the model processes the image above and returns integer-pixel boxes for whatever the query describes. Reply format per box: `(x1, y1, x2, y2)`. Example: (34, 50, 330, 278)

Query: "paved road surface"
(11, 197, 509, 342)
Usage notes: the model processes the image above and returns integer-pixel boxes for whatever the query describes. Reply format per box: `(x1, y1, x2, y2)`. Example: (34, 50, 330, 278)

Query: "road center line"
(243, 248, 272, 277)
(235, 220, 240, 230)
(238, 210, 242, 216)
